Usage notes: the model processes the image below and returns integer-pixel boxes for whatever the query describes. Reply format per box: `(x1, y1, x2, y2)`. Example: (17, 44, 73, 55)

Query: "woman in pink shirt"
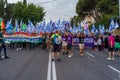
(107, 33, 115, 60)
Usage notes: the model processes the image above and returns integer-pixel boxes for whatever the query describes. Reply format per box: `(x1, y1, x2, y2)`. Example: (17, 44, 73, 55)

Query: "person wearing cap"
(51, 30, 62, 61)
(0, 29, 10, 60)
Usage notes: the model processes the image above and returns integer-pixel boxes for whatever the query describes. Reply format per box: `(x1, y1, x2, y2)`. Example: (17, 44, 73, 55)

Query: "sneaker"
(111, 58, 115, 60)
(19, 48, 22, 50)
(71, 54, 74, 56)
(62, 52, 66, 55)
(106, 58, 111, 60)
(5, 56, 10, 59)
(80, 53, 83, 57)
(0, 58, 3, 60)
(66, 52, 68, 54)
(68, 55, 72, 58)
(52, 59, 54, 61)
(16, 48, 19, 51)
(57, 59, 61, 62)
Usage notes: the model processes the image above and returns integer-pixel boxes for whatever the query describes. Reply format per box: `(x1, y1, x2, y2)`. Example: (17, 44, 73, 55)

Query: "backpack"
(53, 34, 61, 45)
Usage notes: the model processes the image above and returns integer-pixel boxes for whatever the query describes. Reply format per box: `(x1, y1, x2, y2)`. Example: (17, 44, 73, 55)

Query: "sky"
(7, 0, 78, 22)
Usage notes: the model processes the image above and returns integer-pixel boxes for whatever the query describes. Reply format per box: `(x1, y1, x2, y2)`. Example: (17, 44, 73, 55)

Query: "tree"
(23, 0, 27, 5)
(74, 0, 118, 27)
(0, 0, 7, 18)
(76, 0, 101, 22)
(13, 1, 46, 24)
(4, 3, 15, 22)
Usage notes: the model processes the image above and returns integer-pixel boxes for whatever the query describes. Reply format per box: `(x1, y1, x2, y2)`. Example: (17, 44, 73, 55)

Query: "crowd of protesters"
(0, 28, 120, 61)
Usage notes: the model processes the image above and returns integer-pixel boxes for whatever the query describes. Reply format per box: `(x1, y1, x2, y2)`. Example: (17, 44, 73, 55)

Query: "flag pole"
(119, 0, 120, 25)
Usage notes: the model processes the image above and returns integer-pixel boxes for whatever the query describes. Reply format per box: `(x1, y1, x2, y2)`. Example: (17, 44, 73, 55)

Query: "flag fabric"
(1, 20, 5, 30)
(91, 24, 96, 33)
(9, 18, 12, 24)
(14, 19, 19, 32)
(84, 23, 88, 30)
(0, 18, 2, 26)
(6, 21, 13, 34)
(84, 23, 89, 35)
(22, 23, 27, 32)
(78, 23, 83, 32)
(20, 19, 23, 31)
(109, 19, 115, 32)
(57, 18, 60, 28)
(99, 25, 105, 34)
(115, 21, 119, 29)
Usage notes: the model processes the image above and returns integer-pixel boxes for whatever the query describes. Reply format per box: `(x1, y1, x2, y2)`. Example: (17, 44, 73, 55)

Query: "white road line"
(47, 51, 51, 80)
(86, 52, 95, 58)
(52, 60, 57, 80)
(108, 65, 120, 74)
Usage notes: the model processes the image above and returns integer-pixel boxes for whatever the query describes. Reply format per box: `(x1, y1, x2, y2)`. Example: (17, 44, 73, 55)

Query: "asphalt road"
(0, 47, 120, 80)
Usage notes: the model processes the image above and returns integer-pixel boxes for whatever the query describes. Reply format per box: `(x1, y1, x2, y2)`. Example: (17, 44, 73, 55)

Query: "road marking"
(52, 59, 57, 80)
(108, 65, 120, 74)
(86, 52, 95, 58)
(47, 51, 51, 80)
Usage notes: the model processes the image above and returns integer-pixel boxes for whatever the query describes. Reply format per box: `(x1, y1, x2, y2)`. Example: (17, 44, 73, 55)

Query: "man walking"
(51, 31, 62, 62)
(0, 29, 9, 60)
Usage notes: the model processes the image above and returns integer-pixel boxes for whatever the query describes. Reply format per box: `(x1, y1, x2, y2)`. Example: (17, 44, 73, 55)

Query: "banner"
(4, 32, 43, 43)
(5, 37, 42, 43)
(84, 37, 94, 47)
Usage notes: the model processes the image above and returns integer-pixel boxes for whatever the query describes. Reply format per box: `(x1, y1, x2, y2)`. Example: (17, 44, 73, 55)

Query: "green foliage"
(5, 3, 15, 22)
(13, 1, 46, 24)
(72, 0, 119, 27)
(0, 0, 7, 17)
(96, 0, 117, 14)
(0, 0, 45, 24)
(23, 0, 27, 5)
(71, 16, 82, 27)
(76, 0, 99, 16)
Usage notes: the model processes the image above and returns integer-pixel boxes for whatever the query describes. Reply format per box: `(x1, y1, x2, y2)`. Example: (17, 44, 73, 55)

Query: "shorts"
(108, 46, 114, 52)
(115, 42, 120, 49)
(94, 45, 97, 48)
(46, 41, 50, 45)
(79, 43, 84, 49)
(62, 41, 67, 46)
(67, 44, 72, 50)
(52, 44, 61, 52)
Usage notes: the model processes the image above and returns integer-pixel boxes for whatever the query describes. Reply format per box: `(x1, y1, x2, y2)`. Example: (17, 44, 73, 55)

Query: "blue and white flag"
(6, 21, 13, 34)
(91, 24, 96, 33)
(99, 25, 105, 34)
(20, 19, 23, 31)
(115, 21, 119, 29)
(14, 19, 19, 32)
(78, 23, 83, 32)
(109, 19, 115, 32)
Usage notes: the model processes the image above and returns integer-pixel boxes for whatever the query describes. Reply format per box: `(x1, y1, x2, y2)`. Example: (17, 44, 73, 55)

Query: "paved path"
(0, 47, 120, 80)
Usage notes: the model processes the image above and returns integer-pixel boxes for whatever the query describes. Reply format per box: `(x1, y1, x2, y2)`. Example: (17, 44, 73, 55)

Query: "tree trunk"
(94, 8, 100, 22)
